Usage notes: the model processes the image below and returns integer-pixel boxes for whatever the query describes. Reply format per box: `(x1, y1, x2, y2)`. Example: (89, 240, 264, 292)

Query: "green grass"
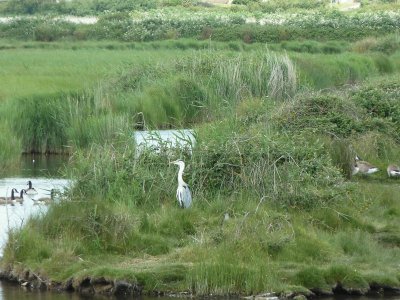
(1, 36, 400, 297)
(0, 44, 189, 101)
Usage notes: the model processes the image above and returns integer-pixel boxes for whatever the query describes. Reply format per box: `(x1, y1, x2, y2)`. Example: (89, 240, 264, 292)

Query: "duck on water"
(26, 180, 38, 195)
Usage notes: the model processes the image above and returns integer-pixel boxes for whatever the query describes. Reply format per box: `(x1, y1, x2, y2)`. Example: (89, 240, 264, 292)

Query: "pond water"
(0, 155, 70, 256)
(0, 154, 73, 300)
(134, 129, 195, 155)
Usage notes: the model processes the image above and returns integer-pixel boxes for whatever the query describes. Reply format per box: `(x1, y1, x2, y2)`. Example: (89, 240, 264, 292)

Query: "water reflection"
(0, 280, 84, 300)
(4, 154, 68, 178)
(0, 280, 161, 300)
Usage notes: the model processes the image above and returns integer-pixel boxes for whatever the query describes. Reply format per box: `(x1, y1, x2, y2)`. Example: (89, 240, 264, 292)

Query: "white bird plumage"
(387, 164, 400, 177)
(171, 159, 192, 208)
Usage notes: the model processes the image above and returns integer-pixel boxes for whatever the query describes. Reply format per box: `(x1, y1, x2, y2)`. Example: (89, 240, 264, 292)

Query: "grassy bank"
(2, 71, 400, 296)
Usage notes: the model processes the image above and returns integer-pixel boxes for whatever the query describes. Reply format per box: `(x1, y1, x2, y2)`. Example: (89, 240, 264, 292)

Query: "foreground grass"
(3, 180, 399, 295)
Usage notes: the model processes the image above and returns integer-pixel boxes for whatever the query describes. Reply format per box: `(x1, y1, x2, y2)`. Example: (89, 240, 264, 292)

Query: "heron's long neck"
(178, 165, 186, 186)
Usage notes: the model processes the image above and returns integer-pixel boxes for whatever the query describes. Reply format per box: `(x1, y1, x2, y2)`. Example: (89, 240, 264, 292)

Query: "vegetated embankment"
(1, 46, 400, 298)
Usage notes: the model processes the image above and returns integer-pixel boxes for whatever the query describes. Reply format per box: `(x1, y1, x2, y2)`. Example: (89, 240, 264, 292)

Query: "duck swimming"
(26, 180, 38, 195)
(11, 188, 26, 204)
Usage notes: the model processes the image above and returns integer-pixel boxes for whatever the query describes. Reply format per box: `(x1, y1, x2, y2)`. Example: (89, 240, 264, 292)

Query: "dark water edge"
(0, 154, 69, 179)
(1, 279, 400, 300)
(10, 154, 69, 178)
(0, 280, 164, 300)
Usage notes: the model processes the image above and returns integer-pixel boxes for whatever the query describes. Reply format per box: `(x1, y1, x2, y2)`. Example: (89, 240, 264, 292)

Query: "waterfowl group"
(11, 188, 25, 205)
(352, 155, 400, 178)
(0, 181, 56, 206)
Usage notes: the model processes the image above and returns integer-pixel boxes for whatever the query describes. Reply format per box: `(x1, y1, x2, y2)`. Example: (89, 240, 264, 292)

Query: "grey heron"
(26, 180, 38, 195)
(387, 164, 400, 177)
(353, 156, 379, 175)
(170, 159, 192, 208)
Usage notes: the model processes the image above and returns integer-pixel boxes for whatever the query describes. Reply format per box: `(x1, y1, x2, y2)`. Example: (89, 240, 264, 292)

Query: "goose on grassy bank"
(352, 156, 379, 175)
(387, 164, 400, 177)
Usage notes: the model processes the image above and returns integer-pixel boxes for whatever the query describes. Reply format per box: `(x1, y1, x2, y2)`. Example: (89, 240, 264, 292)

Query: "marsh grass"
(0, 120, 21, 173)
(1, 44, 397, 154)
(2, 37, 400, 296)
(3, 149, 400, 294)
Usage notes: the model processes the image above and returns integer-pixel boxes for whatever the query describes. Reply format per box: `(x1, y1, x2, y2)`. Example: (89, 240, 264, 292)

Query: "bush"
(274, 93, 363, 137)
(351, 81, 400, 123)
(192, 119, 345, 209)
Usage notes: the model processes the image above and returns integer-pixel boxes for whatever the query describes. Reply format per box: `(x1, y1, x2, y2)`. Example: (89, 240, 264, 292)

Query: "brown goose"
(353, 156, 379, 175)
(387, 164, 400, 177)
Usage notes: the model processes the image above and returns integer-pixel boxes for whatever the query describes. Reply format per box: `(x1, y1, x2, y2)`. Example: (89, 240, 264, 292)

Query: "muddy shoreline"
(1, 265, 400, 299)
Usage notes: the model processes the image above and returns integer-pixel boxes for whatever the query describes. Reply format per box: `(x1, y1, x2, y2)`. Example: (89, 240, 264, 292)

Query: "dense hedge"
(2, 0, 158, 15)
(1, 11, 399, 42)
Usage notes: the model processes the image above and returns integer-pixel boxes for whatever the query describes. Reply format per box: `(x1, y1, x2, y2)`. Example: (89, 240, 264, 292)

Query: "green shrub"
(351, 81, 400, 122)
(192, 119, 345, 208)
(294, 53, 379, 89)
(274, 93, 363, 137)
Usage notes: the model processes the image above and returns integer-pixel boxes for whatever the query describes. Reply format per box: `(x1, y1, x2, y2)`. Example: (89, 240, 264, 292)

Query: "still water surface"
(0, 154, 74, 300)
(0, 155, 70, 256)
